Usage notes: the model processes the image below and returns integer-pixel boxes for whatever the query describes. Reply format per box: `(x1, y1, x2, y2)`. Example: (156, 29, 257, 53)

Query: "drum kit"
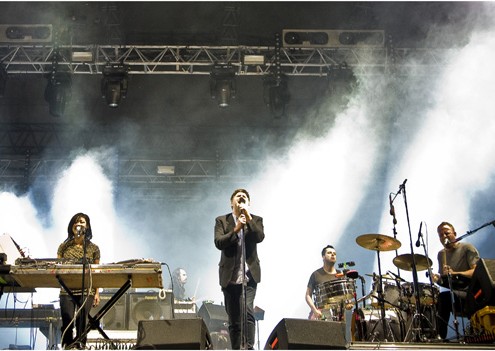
(354, 233, 439, 342)
(314, 233, 440, 343)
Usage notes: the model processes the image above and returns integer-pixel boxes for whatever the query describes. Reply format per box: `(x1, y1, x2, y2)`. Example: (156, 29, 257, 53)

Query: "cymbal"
(356, 234, 401, 251)
(393, 254, 432, 271)
(365, 273, 396, 280)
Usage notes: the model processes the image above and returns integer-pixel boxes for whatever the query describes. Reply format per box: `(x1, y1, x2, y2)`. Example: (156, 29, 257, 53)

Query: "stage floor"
(350, 341, 495, 350)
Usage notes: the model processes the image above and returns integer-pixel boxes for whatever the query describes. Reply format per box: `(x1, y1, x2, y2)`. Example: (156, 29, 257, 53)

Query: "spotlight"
(101, 64, 128, 108)
(210, 64, 236, 108)
(282, 29, 384, 48)
(44, 72, 72, 117)
(0, 24, 52, 43)
(263, 75, 290, 118)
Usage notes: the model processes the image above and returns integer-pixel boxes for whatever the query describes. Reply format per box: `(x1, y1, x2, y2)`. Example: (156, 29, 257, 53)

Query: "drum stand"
(446, 271, 462, 341)
(372, 249, 399, 342)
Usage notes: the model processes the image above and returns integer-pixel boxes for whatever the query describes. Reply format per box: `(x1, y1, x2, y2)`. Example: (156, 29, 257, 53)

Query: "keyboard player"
(57, 213, 101, 349)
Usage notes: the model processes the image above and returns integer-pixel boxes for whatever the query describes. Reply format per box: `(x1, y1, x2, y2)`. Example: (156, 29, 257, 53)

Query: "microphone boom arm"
(453, 220, 495, 243)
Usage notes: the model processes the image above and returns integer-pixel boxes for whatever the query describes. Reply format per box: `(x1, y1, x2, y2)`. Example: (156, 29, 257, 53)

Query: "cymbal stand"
(397, 179, 424, 342)
(404, 222, 439, 341)
(374, 246, 397, 342)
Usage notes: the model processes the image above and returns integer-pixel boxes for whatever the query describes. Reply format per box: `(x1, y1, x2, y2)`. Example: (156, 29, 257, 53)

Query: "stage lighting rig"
(282, 29, 384, 48)
(210, 64, 236, 108)
(101, 64, 129, 108)
(44, 72, 72, 117)
(263, 75, 289, 119)
(0, 24, 52, 43)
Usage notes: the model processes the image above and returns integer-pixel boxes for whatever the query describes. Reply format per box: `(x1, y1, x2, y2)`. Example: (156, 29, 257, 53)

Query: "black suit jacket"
(214, 213, 265, 288)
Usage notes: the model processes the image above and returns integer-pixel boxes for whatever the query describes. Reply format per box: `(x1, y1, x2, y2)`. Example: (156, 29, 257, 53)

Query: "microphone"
(75, 225, 85, 237)
(389, 194, 397, 225)
(415, 222, 423, 247)
(444, 238, 450, 246)
(337, 261, 355, 268)
(387, 270, 406, 282)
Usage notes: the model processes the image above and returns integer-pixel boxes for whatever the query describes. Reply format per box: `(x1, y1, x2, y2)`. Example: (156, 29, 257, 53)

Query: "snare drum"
(401, 282, 439, 306)
(315, 279, 355, 309)
(370, 281, 401, 309)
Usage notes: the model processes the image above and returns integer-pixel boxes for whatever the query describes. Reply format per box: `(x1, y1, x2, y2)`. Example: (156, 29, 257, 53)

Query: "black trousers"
(436, 290, 466, 339)
(222, 278, 257, 350)
(60, 294, 94, 349)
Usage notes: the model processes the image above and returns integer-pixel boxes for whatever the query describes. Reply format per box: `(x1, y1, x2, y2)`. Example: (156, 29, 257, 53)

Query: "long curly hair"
(66, 212, 93, 241)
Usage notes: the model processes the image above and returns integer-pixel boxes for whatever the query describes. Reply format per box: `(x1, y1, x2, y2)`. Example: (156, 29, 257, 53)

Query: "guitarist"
(432, 221, 480, 340)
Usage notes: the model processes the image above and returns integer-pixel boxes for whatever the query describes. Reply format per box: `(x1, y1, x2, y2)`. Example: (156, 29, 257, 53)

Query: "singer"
(432, 221, 479, 340)
(57, 213, 100, 349)
(214, 189, 265, 350)
(305, 245, 354, 321)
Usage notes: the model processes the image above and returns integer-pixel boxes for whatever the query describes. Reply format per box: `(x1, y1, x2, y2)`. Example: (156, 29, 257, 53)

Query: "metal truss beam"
(0, 157, 260, 186)
(0, 44, 455, 76)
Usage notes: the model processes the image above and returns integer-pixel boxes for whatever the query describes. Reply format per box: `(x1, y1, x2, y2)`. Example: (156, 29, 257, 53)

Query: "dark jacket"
(214, 213, 265, 288)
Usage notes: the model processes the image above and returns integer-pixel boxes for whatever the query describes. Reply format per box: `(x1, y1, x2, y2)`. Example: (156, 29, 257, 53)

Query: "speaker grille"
(128, 291, 173, 329)
(136, 319, 211, 349)
(91, 291, 127, 330)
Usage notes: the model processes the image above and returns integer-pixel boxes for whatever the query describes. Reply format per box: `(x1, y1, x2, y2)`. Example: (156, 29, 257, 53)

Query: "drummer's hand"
(432, 273, 440, 283)
(442, 265, 453, 275)
(345, 303, 354, 310)
(313, 309, 323, 320)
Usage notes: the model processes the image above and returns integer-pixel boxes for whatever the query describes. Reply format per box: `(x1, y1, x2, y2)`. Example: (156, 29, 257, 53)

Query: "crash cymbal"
(393, 253, 432, 271)
(356, 234, 401, 251)
(365, 273, 395, 280)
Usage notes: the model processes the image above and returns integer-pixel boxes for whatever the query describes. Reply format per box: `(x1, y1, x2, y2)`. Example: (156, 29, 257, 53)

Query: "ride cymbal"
(356, 234, 401, 251)
(393, 253, 432, 271)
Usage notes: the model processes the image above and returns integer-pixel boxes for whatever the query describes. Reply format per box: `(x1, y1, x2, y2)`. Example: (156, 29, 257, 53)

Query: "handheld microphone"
(444, 238, 450, 246)
(415, 222, 423, 247)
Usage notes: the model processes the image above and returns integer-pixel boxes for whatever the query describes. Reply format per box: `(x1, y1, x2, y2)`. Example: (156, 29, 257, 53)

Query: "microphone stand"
(75, 230, 89, 348)
(453, 219, 495, 243)
(417, 226, 440, 340)
(398, 179, 423, 342)
(240, 224, 248, 350)
(389, 192, 405, 315)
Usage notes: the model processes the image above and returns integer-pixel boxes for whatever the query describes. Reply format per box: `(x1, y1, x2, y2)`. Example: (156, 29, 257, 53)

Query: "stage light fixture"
(263, 75, 290, 119)
(282, 29, 384, 48)
(101, 64, 129, 108)
(210, 64, 236, 108)
(0, 24, 52, 43)
(44, 72, 72, 117)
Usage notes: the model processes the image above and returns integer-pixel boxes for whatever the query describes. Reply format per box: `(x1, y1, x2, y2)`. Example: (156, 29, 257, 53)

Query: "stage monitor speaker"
(128, 291, 173, 330)
(91, 290, 127, 330)
(135, 318, 212, 349)
(264, 318, 347, 350)
(467, 258, 495, 316)
(197, 302, 228, 332)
